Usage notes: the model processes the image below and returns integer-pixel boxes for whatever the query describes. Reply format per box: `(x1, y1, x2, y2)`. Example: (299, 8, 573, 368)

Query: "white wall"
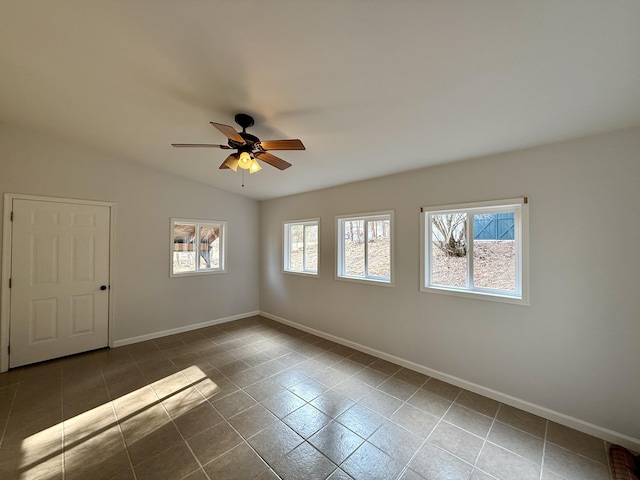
(260, 127, 640, 444)
(0, 125, 260, 343)
(2, 124, 639, 444)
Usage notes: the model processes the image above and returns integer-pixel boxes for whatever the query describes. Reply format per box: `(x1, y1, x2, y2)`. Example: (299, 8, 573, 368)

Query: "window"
(337, 211, 393, 285)
(420, 198, 528, 304)
(283, 219, 319, 275)
(171, 218, 226, 276)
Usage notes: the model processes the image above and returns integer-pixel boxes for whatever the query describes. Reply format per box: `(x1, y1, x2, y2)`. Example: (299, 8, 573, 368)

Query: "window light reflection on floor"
(10, 366, 215, 480)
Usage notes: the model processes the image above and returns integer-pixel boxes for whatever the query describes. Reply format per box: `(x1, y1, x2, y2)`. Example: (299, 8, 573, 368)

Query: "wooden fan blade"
(219, 154, 239, 172)
(254, 152, 292, 170)
(172, 143, 231, 149)
(210, 122, 245, 144)
(259, 139, 305, 151)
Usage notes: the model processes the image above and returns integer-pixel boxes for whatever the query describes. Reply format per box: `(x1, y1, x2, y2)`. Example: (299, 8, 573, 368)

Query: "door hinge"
(10, 211, 13, 222)
(7, 344, 10, 355)
(8, 278, 11, 288)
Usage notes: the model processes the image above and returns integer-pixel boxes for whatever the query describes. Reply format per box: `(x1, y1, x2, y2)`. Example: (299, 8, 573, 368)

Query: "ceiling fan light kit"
(221, 153, 239, 172)
(172, 113, 304, 184)
(249, 159, 262, 173)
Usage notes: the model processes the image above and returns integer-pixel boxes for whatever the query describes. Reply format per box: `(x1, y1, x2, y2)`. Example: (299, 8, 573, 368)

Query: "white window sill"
(283, 270, 319, 278)
(170, 269, 226, 278)
(336, 275, 394, 287)
(421, 285, 528, 305)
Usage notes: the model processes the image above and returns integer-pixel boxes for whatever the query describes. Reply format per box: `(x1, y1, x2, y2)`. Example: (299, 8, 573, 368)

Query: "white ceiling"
(2, 1, 640, 200)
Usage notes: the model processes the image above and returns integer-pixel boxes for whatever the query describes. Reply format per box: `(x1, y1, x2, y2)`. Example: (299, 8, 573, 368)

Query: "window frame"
(170, 218, 227, 277)
(420, 198, 529, 305)
(283, 218, 320, 277)
(336, 210, 394, 286)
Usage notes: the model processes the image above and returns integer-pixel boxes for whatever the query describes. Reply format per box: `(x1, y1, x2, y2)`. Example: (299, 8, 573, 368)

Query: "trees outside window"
(284, 219, 319, 275)
(337, 211, 393, 285)
(421, 199, 528, 304)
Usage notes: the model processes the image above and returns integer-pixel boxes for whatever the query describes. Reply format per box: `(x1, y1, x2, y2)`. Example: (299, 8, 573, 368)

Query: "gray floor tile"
(443, 404, 493, 438)
(273, 442, 337, 480)
(342, 442, 404, 480)
(475, 442, 541, 480)
(487, 421, 543, 464)
(543, 443, 610, 480)
(429, 422, 485, 464)
(495, 404, 546, 439)
(546, 421, 607, 464)
(309, 421, 365, 464)
(409, 442, 473, 480)
(203, 442, 270, 480)
(1, 317, 615, 480)
(248, 421, 304, 465)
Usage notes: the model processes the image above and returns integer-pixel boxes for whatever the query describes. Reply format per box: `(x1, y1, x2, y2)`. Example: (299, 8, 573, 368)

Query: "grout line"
(0, 379, 19, 449)
(157, 330, 300, 479)
(223, 348, 386, 477)
(203, 378, 299, 479)
(398, 385, 466, 479)
(102, 352, 140, 480)
(539, 419, 549, 480)
(158, 388, 212, 480)
(471, 400, 500, 478)
(472, 403, 549, 477)
(382, 374, 431, 480)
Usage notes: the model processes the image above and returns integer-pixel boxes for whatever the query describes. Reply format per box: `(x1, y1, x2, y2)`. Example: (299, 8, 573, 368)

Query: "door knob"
(100, 285, 108, 291)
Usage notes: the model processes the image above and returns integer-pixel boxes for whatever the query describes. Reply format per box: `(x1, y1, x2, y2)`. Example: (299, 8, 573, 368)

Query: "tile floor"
(0, 316, 612, 480)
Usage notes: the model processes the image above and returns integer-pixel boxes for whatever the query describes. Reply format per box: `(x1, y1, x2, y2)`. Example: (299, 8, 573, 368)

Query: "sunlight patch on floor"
(9, 366, 213, 479)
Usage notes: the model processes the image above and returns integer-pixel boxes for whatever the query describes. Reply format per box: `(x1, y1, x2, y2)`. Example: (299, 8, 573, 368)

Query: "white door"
(9, 199, 110, 367)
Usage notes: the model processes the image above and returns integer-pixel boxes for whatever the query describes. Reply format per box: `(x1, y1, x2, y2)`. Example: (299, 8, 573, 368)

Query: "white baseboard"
(260, 310, 640, 452)
(111, 311, 260, 347)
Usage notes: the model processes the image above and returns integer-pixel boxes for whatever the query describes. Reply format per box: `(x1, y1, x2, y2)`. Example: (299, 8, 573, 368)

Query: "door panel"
(10, 199, 110, 367)
(30, 297, 58, 342)
(70, 294, 95, 335)
(72, 235, 95, 281)
(33, 234, 59, 284)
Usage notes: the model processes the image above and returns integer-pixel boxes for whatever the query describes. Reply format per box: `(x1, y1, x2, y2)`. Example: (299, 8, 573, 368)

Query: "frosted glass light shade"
(249, 159, 262, 174)
(238, 151, 252, 169)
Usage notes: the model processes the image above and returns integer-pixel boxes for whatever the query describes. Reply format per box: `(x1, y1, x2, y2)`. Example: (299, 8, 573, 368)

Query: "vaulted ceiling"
(2, 1, 640, 200)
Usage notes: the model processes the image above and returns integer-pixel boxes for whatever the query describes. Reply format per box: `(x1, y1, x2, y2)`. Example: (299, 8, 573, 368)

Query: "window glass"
(344, 219, 365, 277)
(421, 199, 527, 304)
(288, 224, 304, 270)
(171, 219, 226, 276)
(367, 219, 391, 279)
(430, 213, 467, 288)
(304, 224, 318, 272)
(284, 220, 319, 275)
(472, 213, 515, 291)
(337, 212, 393, 284)
(198, 225, 220, 271)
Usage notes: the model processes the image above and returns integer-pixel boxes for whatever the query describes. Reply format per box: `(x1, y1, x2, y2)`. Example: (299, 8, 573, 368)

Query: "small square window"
(336, 211, 393, 285)
(171, 218, 226, 276)
(284, 219, 319, 275)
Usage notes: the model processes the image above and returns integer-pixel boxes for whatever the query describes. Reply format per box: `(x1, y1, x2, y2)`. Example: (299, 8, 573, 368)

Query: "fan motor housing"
(239, 132, 260, 144)
(235, 113, 255, 130)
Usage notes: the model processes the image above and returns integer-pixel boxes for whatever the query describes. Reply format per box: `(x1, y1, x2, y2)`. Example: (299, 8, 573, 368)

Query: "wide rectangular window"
(421, 198, 528, 304)
(337, 211, 393, 285)
(283, 219, 319, 275)
(171, 218, 226, 276)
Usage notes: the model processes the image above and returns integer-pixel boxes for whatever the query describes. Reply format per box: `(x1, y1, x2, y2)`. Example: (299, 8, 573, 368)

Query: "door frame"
(1, 193, 116, 372)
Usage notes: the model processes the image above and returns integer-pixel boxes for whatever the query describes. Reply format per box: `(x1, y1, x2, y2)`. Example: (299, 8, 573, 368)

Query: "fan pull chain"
(241, 169, 245, 187)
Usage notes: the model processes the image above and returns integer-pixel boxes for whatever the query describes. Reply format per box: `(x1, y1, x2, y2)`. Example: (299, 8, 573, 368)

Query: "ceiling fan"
(172, 113, 305, 174)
